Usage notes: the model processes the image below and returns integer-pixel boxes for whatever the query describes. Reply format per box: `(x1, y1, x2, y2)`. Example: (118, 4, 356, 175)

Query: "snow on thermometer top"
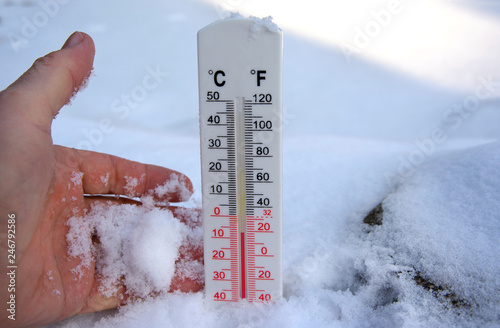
(197, 17, 283, 303)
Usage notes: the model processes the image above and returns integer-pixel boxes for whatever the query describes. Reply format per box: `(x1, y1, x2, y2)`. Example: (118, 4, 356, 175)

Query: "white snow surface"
(1, 0, 500, 327)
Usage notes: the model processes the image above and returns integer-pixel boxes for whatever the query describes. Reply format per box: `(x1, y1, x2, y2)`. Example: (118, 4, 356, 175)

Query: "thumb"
(0, 31, 95, 132)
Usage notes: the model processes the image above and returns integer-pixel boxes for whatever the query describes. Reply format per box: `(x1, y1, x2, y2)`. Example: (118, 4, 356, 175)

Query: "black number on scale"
(207, 91, 220, 100)
(209, 162, 222, 171)
(253, 94, 272, 103)
(207, 115, 221, 124)
(253, 120, 272, 130)
(209, 139, 221, 147)
(257, 198, 270, 206)
(211, 185, 222, 193)
(256, 172, 270, 181)
(256, 147, 270, 155)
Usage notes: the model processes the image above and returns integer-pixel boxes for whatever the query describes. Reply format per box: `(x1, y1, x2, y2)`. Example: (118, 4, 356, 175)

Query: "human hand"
(0, 32, 201, 327)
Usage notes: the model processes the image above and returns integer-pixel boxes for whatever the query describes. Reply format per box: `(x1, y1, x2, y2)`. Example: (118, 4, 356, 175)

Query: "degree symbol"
(208, 70, 214, 75)
(250, 69, 256, 75)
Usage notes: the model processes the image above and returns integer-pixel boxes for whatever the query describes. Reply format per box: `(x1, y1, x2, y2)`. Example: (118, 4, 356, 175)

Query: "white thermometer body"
(198, 17, 283, 303)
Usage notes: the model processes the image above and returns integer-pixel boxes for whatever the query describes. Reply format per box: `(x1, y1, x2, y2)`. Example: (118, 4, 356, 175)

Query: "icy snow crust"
(1, 1, 499, 327)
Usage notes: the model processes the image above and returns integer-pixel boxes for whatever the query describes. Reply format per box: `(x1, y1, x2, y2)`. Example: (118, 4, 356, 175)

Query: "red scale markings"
(211, 212, 275, 302)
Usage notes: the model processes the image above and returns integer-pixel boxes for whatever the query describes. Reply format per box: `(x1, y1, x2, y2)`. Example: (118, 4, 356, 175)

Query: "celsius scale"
(197, 17, 283, 303)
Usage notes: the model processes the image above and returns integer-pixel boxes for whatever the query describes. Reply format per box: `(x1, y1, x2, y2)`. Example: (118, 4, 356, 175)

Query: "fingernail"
(62, 31, 84, 49)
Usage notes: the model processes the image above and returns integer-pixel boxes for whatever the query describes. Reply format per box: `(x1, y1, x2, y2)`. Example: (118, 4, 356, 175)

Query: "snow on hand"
(66, 179, 203, 299)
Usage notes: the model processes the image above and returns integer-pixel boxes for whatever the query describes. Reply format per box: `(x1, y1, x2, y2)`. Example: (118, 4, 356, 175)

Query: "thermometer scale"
(198, 17, 283, 303)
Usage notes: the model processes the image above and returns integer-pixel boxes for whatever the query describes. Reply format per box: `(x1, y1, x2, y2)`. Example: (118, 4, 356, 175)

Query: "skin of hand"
(0, 32, 202, 328)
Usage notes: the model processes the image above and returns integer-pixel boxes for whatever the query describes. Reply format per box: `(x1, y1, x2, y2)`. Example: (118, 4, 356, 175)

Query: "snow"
(153, 173, 192, 202)
(99, 173, 110, 187)
(219, 12, 281, 39)
(379, 143, 500, 322)
(1, 0, 500, 327)
(66, 196, 203, 299)
(70, 171, 84, 186)
(123, 175, 143, 196)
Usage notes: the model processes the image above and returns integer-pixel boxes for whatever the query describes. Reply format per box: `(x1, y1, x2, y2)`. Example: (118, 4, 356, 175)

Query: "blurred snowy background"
(1, 0, 500, 326)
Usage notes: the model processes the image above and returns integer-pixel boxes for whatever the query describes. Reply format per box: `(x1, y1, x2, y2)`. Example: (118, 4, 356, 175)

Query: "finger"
(170, 242, 204, 293)
(170, 206, 202, 228)
(169, 275, 204, 293)
(0, 32, 95, 133)
(79, 278, 128, 315)
(84, 195, 143, 207)
(84, 196, 201, 225)
(56, 146, 193, 202)
(171, 207, 204, 293)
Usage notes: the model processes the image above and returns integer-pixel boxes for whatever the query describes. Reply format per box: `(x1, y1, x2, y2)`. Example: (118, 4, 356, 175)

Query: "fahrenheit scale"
(198, 17, 283, 303)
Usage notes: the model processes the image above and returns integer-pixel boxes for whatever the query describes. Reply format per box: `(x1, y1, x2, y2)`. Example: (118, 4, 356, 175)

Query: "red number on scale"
(263, 209, 271, 216)
(214, 292, 226, 300)
(213, 271, 226, 279)
(258, 294, 271, 301)
(261, 247, 268, 255)
(214, 207, 221, 215)
(212, 229, 224, 237)
(212, 250, 225, 258)
(258, 222, 271, 231)
(259, 270, 271, 279)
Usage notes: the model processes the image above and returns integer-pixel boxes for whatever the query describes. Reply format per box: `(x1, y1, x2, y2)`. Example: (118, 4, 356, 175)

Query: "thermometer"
(197, 17, 283, 303)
